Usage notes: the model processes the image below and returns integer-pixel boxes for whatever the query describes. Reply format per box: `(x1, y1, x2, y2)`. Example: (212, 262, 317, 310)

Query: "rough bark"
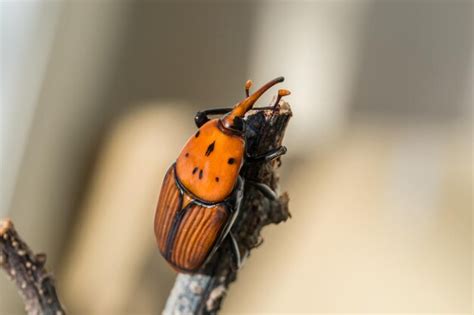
(0, 219, 65, 315)
(163, 102, 292, 315)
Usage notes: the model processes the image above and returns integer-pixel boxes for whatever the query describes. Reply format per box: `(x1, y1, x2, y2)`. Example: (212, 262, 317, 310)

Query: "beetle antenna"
(235, 76, 284, 115)
(221, 76, 284, 129)
(272, 89, 291, 109)
(245, 80, 252, 97)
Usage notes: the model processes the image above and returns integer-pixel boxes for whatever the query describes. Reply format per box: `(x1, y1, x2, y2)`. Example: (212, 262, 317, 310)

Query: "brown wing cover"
(170, 203, 228, 271)
(154, 165, 230, 272)
(154, 166, 181, 255)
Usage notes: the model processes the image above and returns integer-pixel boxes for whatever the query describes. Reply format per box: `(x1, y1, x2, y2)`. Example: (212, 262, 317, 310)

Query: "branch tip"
(0, 218, 13, 236)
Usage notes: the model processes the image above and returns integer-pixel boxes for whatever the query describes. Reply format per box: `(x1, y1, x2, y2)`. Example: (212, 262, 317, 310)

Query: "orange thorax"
(175, 119, 244, 203)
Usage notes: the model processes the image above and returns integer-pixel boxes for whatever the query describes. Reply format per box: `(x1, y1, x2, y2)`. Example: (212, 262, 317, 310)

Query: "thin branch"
(0, 219, 66, 315)
(163, 102, 292, 315)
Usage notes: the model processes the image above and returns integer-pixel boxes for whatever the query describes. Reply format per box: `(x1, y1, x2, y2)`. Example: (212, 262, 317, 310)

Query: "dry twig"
(0, 219, 65, 315)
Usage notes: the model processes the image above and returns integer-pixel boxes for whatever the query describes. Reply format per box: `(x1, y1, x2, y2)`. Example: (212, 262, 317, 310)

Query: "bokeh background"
(1, 1, 472, 314)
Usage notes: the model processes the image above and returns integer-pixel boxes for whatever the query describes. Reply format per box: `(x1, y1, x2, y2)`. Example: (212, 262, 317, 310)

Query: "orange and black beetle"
(154, 77, 290, 273)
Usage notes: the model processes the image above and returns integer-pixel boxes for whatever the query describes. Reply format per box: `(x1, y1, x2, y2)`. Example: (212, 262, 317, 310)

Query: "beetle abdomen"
(154, 164, 231, 272)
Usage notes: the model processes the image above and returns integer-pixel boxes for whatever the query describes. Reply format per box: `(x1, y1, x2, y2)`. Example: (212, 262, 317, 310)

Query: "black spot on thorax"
(205, 141, 216, 156)
(195, 131, 200, 138)
(227, 158, 235, 165)
(192, 167, 198, 174)
(199, 169, 203, 179)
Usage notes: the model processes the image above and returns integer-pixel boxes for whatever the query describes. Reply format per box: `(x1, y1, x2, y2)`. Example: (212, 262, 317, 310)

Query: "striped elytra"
(154, 165, 230, 272)
(154, 166, 181, 253)
(170, 202, 228, 270)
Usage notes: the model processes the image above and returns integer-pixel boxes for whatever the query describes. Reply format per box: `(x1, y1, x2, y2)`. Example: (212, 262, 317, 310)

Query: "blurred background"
(1, 1, 472, 314)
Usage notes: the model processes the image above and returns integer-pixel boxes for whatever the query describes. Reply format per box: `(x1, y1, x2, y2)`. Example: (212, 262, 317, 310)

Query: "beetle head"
(221, 76, 288, 131)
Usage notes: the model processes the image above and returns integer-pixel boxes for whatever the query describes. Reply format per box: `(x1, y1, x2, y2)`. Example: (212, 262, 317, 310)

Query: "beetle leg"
(246, 180, 278, 201)
(227, 232, 241, 271)
(195, 108, 233, 127)
(246, 146, 287, 163)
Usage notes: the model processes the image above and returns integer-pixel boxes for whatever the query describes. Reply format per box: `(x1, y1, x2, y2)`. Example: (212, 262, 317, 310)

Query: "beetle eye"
(232, 117, 244, 132)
